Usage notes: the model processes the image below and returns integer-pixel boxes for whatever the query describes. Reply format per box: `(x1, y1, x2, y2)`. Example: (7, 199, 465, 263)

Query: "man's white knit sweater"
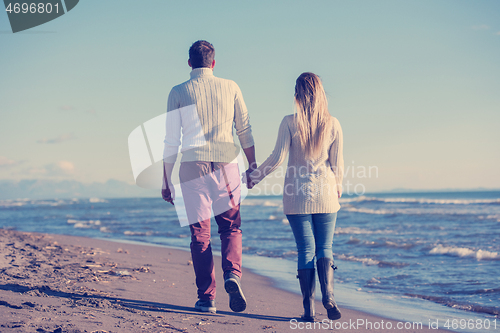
(163, 67, 254, 163)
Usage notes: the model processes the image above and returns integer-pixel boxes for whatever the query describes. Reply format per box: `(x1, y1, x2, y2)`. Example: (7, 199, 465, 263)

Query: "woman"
(248, 72, 343, 322)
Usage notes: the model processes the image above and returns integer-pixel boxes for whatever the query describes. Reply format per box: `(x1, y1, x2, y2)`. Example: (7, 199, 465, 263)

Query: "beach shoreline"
(0, 228, 453, 332)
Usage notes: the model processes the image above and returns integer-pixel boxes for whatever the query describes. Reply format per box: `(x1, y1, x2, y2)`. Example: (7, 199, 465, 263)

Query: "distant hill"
(0, 179, 157, 200)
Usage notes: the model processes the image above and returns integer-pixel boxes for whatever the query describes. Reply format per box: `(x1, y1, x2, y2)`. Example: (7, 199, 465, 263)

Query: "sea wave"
(89, 198, 108, 203)
(337, 254, 379, 265)
(446, 287, 500, 296)
(67, 219, 101, 228)
(429, 245, 500, 260)
(340, 196, 500, 205)
(336, 254, 408, 268)
(99, 226, 112, 233)
(343, 205, 500, 219)
(0, 199, 27, 207)
(343, 206, 396, 215)
(346, 237, 416, 250)
(336, 227, 394, 235)
(481, 214, 500, 222)
(123, 230, 154, 236)
(405, 293, 500, 316)
(241, 199, 281, 207)
(1, 199, 70, 207)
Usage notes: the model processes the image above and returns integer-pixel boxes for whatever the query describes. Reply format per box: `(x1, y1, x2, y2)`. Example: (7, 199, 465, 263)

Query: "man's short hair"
(189, 40, 215, 69)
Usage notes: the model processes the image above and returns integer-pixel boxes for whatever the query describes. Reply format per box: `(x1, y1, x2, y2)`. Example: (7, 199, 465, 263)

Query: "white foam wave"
(429, 245, 499, 260)
(240, 201, 258, 206)
(241, 199, 281, 207)
(337, 254, 379, 265)
(89, 198, 108, 203)
(346, 237, 414, 249)
(335, 227, 393, 235)
(263, 201, 281, 207)
(340, 195, 500, 205)
(99, 227, 112, 233)
(124, 230, 154, 236)
(344, 207, 394, 215)
(74, 222, 91, 229)
(343, 205, 498, 218)
(485, 214, 500, 222)
(69, 219, 101, 228)
(0, 200, 26, 207)
(33, 200, 67, 206)
(337, 254, 409, 268)
(127, 209, 144, 214)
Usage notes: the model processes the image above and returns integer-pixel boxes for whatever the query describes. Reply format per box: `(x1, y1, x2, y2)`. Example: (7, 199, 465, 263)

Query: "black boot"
(317, 258, 341, 320)
(297, 268, 315, 322)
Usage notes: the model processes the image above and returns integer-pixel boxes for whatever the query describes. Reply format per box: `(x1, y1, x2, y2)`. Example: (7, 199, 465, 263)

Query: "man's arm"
(233, 83, 254, 151)
(243, 146, 256, 170)
(162, 88, 181, 204)
(233, 82, 256, 188)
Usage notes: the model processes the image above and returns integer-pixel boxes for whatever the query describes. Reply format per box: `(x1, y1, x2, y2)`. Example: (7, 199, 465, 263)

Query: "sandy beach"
(0, 228, 451, 332)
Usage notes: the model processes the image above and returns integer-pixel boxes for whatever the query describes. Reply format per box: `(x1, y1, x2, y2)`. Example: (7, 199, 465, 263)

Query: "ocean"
(1, 191, 499, 331)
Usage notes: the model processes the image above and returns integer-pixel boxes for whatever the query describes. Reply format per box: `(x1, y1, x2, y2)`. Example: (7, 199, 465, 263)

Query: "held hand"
(161, 182, 175, 205)
(337, 190, 342, 199)
(247, 163, 257, 188)
(242, 169, 255, 189)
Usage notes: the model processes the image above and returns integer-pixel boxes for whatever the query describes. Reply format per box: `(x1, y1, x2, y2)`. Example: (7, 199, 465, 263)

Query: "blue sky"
(1, 0, 499, 193)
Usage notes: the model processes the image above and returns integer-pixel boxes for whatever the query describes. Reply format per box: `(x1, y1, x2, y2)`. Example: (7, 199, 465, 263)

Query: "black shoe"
(297, 268, 316, 321)
(317, 258, 341, 320)
(326, 306, 342, 321)
(224, 272, 247, 312)
(194, 299, 216, 313)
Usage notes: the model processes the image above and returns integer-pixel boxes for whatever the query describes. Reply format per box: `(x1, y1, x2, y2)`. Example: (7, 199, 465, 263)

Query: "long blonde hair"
(294, 72, 332, 160)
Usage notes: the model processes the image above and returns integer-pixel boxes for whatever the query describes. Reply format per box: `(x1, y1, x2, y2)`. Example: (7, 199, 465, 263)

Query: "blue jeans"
(286, 213, 337, 270)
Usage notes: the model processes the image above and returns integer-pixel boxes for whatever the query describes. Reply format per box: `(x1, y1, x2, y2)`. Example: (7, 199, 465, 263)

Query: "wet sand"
(0, 228, 451, 332)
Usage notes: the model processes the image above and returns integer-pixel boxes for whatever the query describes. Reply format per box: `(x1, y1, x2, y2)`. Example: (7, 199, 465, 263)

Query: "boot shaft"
(316, 257, 336, 306)
(297, 268, 315, 320)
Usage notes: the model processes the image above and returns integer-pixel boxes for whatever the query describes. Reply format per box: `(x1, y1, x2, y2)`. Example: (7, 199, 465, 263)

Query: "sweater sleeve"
(329, 118, 344, 192)
(233, 82, 255, 149)
(163, 88, 181, 163)
(249, 116, 291, 185)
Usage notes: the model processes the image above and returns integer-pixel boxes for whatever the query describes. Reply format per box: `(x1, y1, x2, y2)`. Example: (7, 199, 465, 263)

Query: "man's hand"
(162, 182, 175, 205)
(242, 146, 257, 189)
(244, 168, 255, 189)
(162, 161, 175, 205)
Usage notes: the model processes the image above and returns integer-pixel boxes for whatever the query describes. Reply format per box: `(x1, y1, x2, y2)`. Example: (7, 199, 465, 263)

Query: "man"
(162, 40, 256, 314)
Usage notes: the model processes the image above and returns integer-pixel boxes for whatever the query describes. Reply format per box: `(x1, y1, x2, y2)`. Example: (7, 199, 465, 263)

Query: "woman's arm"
(249, 116, 291, 186)
(329, 118, 344, 198)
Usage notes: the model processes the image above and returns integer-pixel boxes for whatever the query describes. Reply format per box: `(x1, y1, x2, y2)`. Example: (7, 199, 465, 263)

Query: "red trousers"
(179, 161, 242, 300)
